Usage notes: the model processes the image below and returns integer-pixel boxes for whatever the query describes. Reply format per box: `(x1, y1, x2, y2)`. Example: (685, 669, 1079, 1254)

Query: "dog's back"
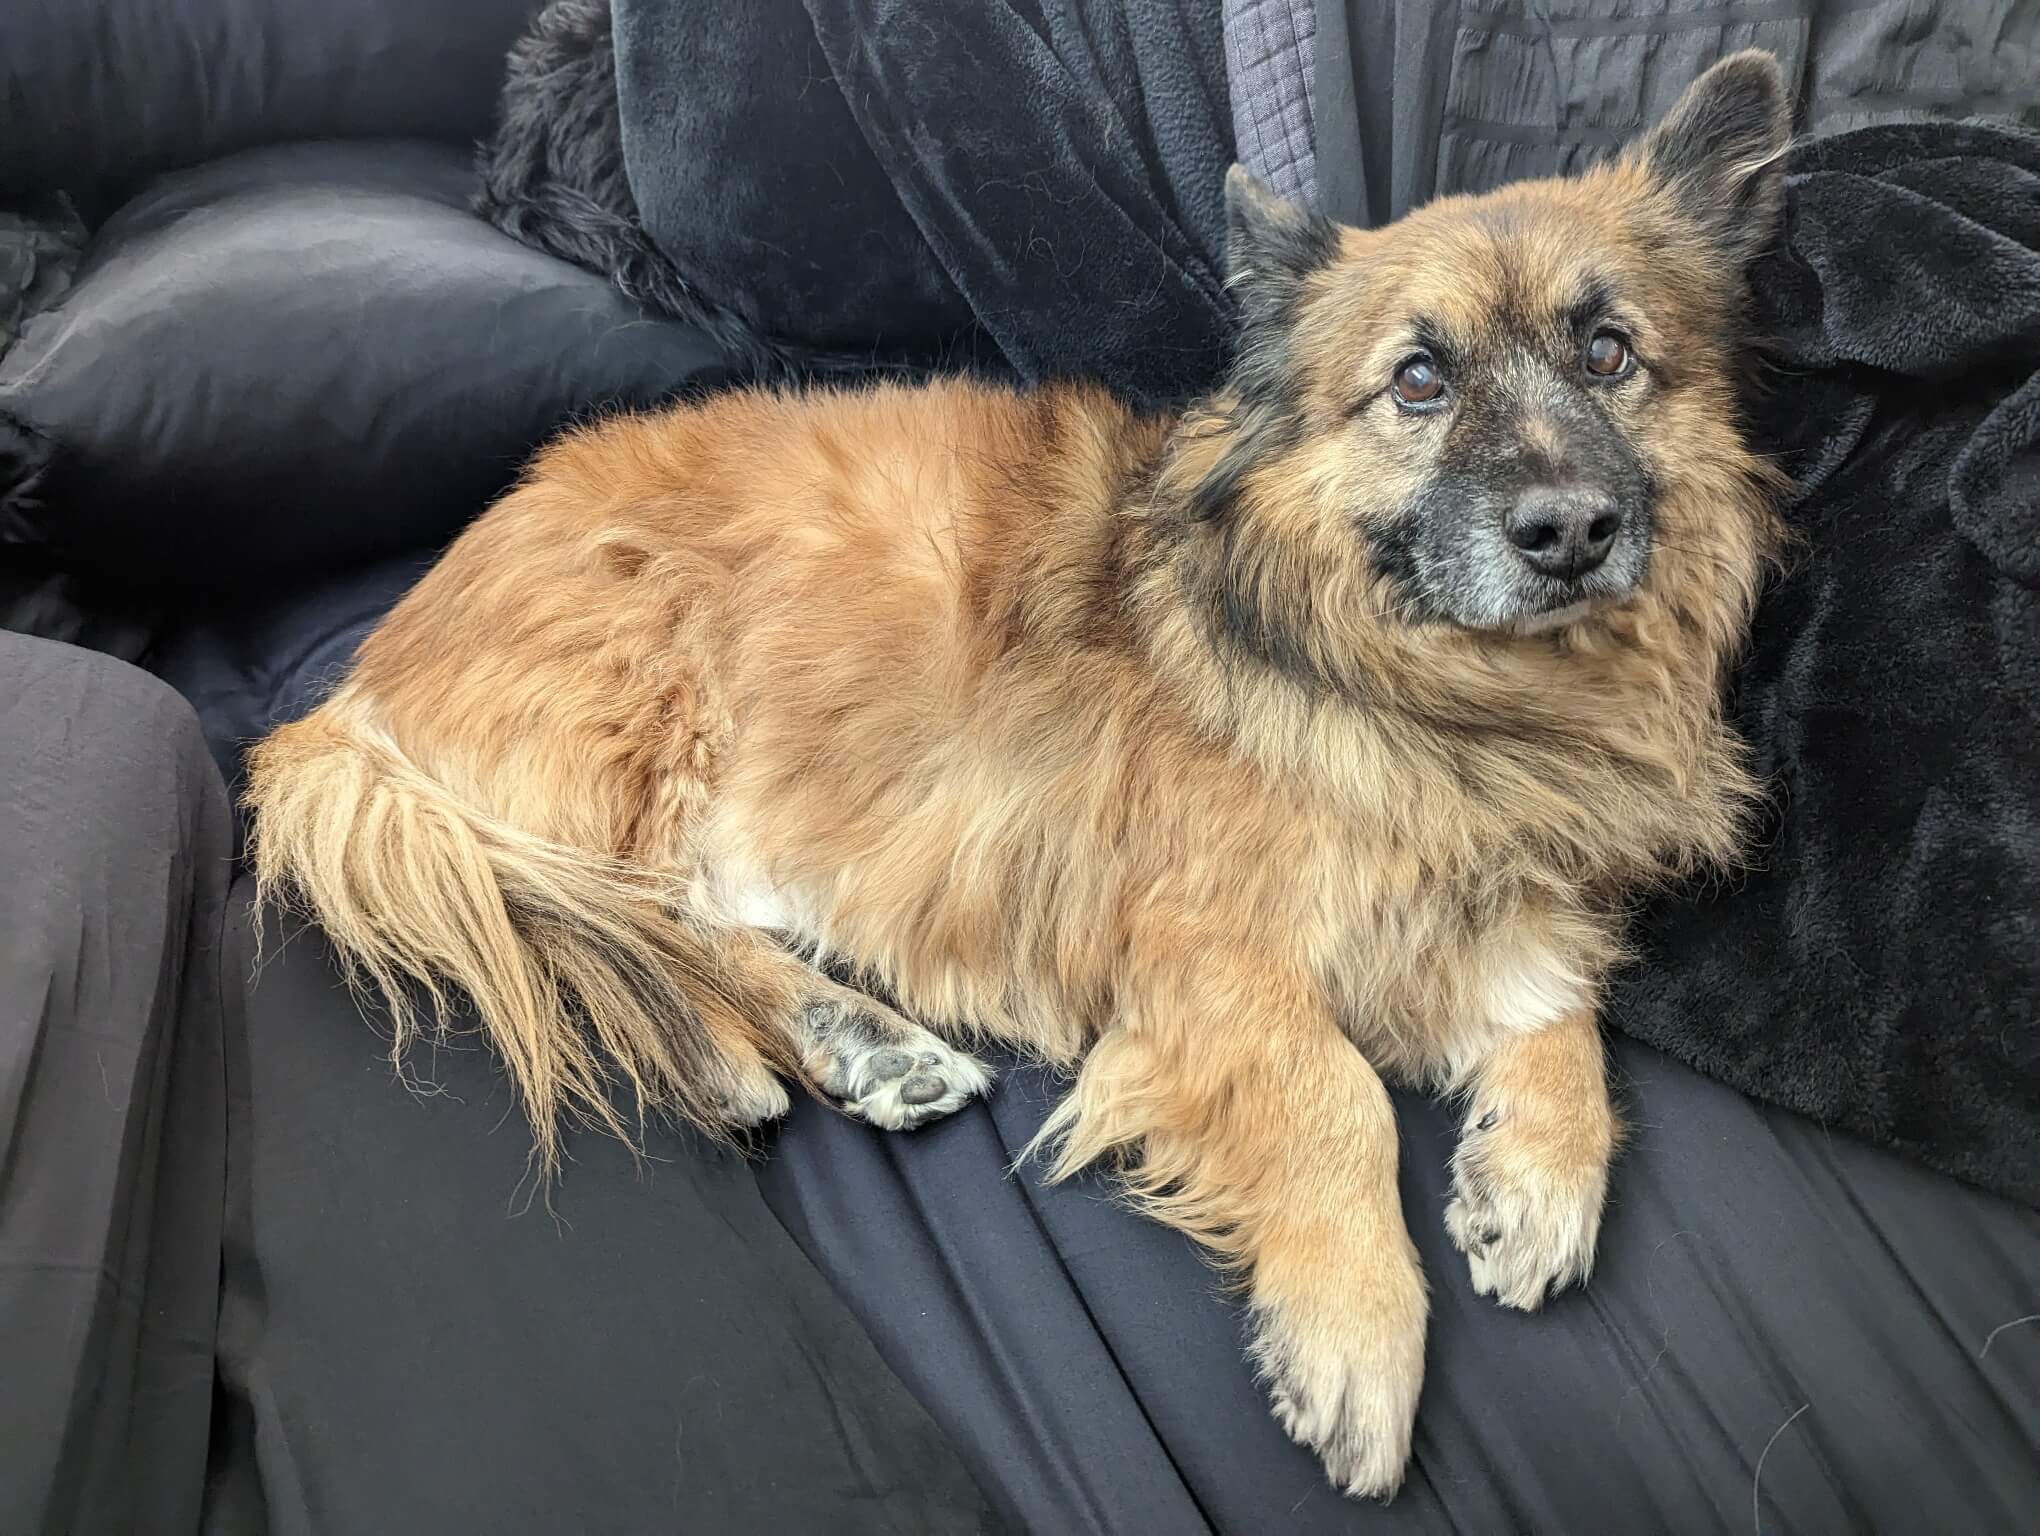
(247, 375, 1161, 1163)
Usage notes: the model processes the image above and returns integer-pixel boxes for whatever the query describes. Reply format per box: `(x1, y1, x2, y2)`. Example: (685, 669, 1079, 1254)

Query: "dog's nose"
(1505, 487, 1623, 579)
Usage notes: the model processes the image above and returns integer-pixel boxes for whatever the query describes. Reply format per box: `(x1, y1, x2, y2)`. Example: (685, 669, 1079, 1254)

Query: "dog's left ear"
(1178, 170, 1339, 526)
(1625, 50, 1792, 264)
(1225, 165, 1340, 325)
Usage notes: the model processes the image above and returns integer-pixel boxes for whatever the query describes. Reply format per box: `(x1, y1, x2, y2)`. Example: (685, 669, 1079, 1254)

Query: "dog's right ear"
(1625, 50, 1792, 265)
(1225, 165, 1340, 326)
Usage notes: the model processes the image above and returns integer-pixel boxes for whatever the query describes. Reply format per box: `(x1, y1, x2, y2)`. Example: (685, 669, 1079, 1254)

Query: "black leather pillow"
(0, 141, 733, 595)
(0, 0, 539, 201)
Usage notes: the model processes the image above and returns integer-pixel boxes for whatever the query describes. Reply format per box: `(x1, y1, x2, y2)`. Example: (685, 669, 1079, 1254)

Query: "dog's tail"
(244, 697, 775, 1169)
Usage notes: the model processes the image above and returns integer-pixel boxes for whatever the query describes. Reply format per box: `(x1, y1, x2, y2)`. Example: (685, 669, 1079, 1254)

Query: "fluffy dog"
(248, 53, 1789, 1497)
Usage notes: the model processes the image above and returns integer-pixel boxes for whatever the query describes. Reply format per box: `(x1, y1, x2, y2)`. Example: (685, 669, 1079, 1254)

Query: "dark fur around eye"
(1565, 278, 1618, 339)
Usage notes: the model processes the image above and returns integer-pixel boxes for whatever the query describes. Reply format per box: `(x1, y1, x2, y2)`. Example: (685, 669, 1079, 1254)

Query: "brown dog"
(247, 53, 1789, 1497)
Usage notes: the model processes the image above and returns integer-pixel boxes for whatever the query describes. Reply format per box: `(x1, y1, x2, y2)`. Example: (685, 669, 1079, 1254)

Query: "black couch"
(3, 4, 2037, 1532)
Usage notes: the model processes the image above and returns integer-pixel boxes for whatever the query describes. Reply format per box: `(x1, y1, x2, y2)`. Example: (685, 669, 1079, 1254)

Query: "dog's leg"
(1445, 1007, 1618, 1310)
(689, 924, 992, 1130)
(1042, 954, 1427, 1499)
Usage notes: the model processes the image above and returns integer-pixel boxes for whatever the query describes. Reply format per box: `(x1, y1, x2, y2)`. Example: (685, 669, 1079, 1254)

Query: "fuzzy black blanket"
(1608, 121, 2040, 1206)
(477, 0, 1235, 405)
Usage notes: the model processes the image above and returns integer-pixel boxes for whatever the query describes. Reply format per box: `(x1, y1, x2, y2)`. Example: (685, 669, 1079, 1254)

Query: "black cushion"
(0, 141, 733, 595)
(0, 0, 540, 202)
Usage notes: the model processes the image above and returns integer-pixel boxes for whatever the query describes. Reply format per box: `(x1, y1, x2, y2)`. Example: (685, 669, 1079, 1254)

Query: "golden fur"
(247, 56, 1790, 1498)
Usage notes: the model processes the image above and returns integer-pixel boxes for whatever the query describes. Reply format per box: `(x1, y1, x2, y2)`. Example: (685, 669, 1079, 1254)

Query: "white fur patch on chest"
(726, 881, 794, 932)
(1391, 927, 1595, 1092)
(1477, 932, 1590, 1035)
(694, 856, 804, 937)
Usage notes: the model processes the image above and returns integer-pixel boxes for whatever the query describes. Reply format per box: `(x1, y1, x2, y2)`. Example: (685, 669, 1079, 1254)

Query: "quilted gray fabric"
(1224, 0, 1316, 204)
(1319, 0, 2039, 230)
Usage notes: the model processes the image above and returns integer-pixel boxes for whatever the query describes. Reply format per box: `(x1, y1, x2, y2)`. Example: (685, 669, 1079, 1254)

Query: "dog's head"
(1164, 52, 1789, 678)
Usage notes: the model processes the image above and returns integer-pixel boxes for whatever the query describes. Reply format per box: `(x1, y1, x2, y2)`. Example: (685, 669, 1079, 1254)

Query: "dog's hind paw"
(798, 995, 990, 1130)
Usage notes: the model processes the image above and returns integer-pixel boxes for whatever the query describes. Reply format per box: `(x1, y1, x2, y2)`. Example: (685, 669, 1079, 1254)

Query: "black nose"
(1505, 487, 1624, 579)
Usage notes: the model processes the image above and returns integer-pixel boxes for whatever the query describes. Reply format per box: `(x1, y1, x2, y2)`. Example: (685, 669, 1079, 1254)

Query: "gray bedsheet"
(0, 631, 1001, 1535)
(0, 632, 229, 1536)
(761, 1040, 2040, 1532)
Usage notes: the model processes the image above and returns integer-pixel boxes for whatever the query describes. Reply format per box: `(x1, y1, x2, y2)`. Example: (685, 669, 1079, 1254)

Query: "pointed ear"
(1623, 50, 1792, 264)
(1224, 165, 1340, 323)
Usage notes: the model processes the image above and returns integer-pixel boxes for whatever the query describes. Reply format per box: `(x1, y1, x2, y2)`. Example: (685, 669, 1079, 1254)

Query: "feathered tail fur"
(244, 704, 783, 1171)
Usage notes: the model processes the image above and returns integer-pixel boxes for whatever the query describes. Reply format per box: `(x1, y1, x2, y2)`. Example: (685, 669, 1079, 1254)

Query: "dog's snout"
(1505, 487, 1623, 580)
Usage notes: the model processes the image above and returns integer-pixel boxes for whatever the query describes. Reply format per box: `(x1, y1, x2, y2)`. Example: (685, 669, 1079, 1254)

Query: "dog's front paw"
(1253, 1265, 1428, 1500)
(1445, 1099, 1613, 1310)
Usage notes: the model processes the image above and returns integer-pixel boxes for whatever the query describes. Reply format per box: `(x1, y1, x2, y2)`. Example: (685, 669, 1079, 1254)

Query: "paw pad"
(798, 996, 992, 1131)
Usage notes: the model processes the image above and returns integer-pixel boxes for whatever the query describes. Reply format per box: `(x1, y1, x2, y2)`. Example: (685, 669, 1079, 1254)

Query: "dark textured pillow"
(0, 0, 539, 202)
(0, 141, 732, 595)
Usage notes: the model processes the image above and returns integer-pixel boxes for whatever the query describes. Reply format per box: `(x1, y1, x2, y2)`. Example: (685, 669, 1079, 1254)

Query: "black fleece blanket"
(482, 0, 1237, 405)
(1607, 121, 2040, 1206)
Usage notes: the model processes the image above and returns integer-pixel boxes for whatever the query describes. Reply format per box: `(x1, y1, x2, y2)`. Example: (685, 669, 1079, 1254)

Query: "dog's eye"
(1391, 355, 1446, 408)
(1583, 331, 1633, 379)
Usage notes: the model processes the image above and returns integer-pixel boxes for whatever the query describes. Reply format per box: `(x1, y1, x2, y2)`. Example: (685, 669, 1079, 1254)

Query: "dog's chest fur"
(1308, 837, 1598, 1090)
